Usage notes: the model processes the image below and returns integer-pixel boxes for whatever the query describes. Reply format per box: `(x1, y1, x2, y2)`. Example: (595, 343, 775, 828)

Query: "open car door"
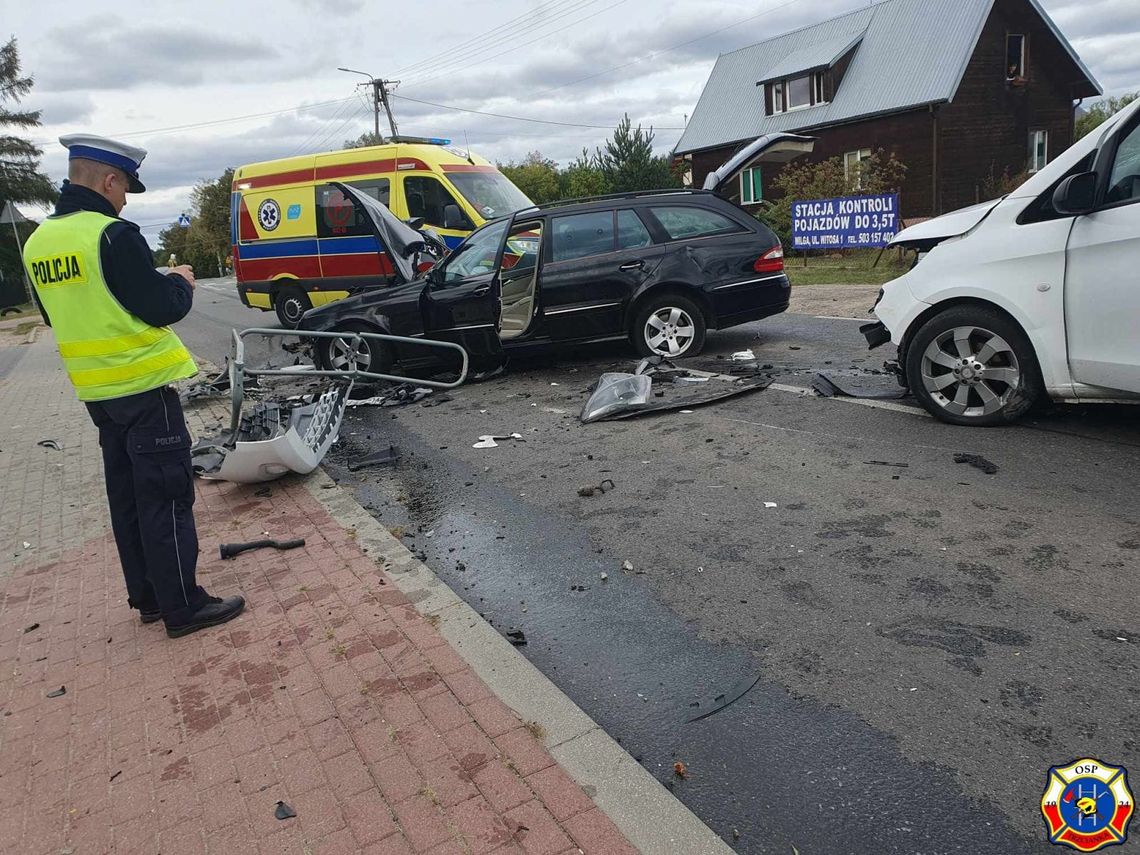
(420, 218, 511, 373)
(334, 182, 425, 284)
(701, 133, 816, 196)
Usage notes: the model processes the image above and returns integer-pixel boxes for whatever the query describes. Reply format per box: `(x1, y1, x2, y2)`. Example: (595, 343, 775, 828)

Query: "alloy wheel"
(644, 306, 696, 357)
(920, 325, 1022, 417)
(327, 335, 372, 372)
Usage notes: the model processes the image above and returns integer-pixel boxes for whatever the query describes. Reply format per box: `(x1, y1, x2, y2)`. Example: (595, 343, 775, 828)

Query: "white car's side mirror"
(1052, 171, 1098, 216)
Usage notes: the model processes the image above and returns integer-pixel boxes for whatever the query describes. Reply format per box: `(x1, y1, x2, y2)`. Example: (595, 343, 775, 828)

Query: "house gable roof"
(675, 0, 1101, 154)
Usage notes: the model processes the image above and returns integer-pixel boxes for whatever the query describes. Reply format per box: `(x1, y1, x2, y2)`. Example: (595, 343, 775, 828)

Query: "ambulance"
(230, 137, 534, 326)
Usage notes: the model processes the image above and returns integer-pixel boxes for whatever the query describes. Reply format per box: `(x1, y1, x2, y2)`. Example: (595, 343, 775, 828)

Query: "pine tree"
(0, 38, 57, 208)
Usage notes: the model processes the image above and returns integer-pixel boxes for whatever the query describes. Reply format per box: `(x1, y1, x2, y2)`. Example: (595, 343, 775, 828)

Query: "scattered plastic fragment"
(274, 801, 297, 820)
(731, 350, 756, 361)
(504, 629, 527, 646)
(46, 686, 66, 698)
(864, 461, 909, 468)
(953, 453, 998, 474)
(600, 572, 608, 582)
(688, 674, 763, 722)
(473, 434, 524, 449)
(219, 539, 305, 560)
(23, 623, 39, 634)
(37, 439, 61, 451)
(764, 502, 778, 509)
(347, 445, 400, 471)
(577, 479, 615, 497)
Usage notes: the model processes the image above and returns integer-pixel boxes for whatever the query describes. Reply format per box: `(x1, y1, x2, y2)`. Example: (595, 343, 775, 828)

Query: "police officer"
(23, 135, 244, 639)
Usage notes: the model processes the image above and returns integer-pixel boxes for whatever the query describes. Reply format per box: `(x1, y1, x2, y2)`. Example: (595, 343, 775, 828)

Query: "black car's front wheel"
(318, 322, 392, 376)
(631, 294, 706, 358)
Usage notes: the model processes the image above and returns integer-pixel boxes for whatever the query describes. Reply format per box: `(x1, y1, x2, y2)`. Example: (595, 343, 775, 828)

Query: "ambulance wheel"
(275, 286, 311, 328)
(319, 322, 393, 377)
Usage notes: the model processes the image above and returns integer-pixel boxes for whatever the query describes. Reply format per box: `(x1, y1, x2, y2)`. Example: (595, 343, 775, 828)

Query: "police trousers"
(85, 385, 208, 625)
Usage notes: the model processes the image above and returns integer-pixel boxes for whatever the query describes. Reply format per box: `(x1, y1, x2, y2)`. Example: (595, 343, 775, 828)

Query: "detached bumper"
(861, 320, 891, 349)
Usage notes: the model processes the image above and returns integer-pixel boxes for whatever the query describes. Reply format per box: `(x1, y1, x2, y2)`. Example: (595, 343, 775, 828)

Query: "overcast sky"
(8, 0, 1137, 241)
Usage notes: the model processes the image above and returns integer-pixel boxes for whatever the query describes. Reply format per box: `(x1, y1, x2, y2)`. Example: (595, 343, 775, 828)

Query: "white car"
(866, 99, 1140, 425)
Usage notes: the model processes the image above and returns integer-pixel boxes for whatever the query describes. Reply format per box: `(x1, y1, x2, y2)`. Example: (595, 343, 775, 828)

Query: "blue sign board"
(792, 193, 899, 250)
(177, 213, 191, 229)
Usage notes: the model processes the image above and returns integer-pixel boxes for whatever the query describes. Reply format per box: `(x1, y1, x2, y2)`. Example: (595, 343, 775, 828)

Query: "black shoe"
(165, 596, 245, 639)
(140, 609, 162, 624)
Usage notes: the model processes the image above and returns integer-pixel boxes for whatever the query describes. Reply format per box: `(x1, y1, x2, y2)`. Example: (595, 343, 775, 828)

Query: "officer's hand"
(170, 264, 196, 289)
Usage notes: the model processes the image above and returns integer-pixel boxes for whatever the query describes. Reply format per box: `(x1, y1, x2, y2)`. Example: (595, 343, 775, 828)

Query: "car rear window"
(552, 211, 615, 261)
(650, 206, 741, 240)
(616, 210, 653, 249)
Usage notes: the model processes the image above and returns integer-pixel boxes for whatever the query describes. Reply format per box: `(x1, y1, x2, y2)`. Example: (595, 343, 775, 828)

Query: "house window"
(1029, 130, 1048, 173)
(740, 167, 763, 204)
(844, 149, 872, 188)
(769, 71, 826, 115)
(1006, 34, 1026, 81)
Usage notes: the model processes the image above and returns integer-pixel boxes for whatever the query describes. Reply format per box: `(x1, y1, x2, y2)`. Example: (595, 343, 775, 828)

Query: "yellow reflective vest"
(22, 211, 198, 401)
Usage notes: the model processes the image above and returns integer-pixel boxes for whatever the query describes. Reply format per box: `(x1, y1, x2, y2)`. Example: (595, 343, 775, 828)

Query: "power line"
(291, 93, 360, 155)
(392, 93, 684, 130)
(401, 0, 629, 92)
(391, 0, 589, 79)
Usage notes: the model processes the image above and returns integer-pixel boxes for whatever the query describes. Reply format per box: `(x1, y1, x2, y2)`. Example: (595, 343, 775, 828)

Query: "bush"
(755, 150, 907, 250)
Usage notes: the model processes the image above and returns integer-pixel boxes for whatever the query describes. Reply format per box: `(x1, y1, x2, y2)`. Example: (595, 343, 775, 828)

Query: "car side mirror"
(1052, 171, 1098, 216)
(443, 204, 464, 230)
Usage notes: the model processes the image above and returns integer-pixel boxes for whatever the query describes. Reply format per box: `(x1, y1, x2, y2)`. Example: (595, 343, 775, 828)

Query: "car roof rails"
(518, 188, 716, 215)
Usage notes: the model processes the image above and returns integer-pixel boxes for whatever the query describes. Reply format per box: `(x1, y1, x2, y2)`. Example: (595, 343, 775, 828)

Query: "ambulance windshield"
(447, 172, 533, 220)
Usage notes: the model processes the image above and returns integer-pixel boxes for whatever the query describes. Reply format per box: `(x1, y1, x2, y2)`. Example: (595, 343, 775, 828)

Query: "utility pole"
(337, 68, 400, 142)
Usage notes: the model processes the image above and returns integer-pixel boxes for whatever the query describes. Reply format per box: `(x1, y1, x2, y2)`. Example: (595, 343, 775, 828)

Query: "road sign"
(177, 213, 191, 229)
(792, 193, 899, 250)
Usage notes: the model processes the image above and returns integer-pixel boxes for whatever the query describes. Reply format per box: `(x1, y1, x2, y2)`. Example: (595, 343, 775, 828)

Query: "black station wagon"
(298, 134, 815, 375)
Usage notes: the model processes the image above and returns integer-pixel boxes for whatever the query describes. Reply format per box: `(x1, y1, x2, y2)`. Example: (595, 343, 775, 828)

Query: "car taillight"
(754, 245, 784, 273)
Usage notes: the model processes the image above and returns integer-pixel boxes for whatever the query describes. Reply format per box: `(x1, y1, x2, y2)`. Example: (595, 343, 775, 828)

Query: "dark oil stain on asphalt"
(326, 425, 1042, 855)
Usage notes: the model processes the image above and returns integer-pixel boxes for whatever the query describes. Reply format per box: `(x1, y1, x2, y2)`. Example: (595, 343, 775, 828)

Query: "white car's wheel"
(905, 305, 1042, 426)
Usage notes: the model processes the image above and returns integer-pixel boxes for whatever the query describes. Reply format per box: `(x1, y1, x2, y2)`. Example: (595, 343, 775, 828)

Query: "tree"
(559, 148, 609, 199)
(0, 37, 57, 301)
(758, 150, 907, 249)
(155, 168, 234, 278)
(0, 38, 56, 208)
(343, 131, 385, 149)
(499, 151, 561, 204)
(1076, 92, 1139, 140)
(593, 114, 679, 193)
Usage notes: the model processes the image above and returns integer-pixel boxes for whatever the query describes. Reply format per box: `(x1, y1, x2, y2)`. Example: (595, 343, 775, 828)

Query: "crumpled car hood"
(888, 198, 1002, 249)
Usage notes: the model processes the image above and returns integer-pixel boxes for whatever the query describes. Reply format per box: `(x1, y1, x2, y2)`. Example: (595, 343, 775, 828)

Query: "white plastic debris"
(764, 502, 778, 509)
(621, 560, 634, 572)
(731, 350, 756, 361)
(473, 433, 524, 449)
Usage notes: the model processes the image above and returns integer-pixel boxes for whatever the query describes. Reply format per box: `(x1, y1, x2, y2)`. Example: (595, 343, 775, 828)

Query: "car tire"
(630, 293, 707, 359)
(275, 286, 312, 328)
(318, 322, 393, 376)
(905, 304, 1042, 426)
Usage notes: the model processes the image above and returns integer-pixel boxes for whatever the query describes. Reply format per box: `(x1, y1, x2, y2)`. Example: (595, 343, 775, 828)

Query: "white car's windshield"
(448, 172, 533, 220)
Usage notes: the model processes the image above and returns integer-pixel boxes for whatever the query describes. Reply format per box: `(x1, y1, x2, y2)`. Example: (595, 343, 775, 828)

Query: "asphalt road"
(182, 278, 1140, 854)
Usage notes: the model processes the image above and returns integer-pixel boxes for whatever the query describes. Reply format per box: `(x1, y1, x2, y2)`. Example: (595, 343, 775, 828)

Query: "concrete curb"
(304, 469, 734, 855)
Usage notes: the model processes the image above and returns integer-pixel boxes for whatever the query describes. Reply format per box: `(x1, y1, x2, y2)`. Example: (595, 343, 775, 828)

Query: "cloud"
(30, 92, 96, 126)
(36, 16, 283, 92)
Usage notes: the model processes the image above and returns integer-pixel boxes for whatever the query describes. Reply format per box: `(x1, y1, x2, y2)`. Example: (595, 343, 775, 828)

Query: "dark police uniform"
(24, 136, 243, 637)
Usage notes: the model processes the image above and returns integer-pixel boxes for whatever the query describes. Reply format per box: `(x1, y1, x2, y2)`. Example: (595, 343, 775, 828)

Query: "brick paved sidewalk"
(0, 332, 641, 854)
